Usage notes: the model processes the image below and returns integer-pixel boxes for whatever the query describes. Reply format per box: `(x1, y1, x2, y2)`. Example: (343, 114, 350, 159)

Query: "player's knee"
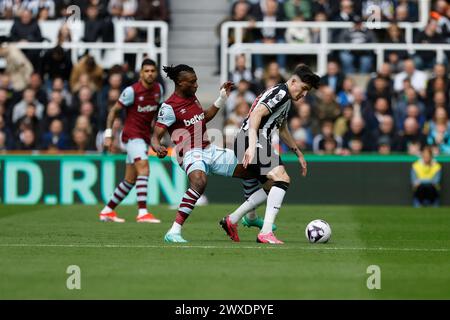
(125, 178, 136, 185)
(273, 180, 290, 191)
(189, 172, 207, 194)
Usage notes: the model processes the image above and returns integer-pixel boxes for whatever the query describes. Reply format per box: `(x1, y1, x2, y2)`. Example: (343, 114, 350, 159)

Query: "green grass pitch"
(0, 204, 449, 299)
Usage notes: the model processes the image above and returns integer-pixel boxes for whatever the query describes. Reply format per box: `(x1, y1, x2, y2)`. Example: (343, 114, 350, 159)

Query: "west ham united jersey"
(118, 81, 163, 144)
(155, 93, 210, 158)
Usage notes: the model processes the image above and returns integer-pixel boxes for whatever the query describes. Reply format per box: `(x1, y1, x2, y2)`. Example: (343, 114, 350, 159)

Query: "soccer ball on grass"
(305, 219, 331, 243)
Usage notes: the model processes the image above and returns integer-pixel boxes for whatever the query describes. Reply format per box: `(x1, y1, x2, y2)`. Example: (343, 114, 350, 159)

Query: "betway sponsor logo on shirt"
(137, 105, 158, 112)
(183, 113, 205, 126)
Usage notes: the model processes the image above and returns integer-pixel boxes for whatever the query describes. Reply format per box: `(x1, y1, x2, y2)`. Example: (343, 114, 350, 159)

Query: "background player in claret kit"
(99, 59, 163, 223)
(221, 64, 321, 244)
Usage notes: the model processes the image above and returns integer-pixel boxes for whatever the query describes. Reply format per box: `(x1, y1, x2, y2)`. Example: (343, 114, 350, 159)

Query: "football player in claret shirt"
(99, 59, 162, 223)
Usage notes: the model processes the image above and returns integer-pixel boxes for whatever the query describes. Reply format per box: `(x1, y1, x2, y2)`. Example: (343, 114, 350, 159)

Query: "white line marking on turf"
(0, 243, 449, 252)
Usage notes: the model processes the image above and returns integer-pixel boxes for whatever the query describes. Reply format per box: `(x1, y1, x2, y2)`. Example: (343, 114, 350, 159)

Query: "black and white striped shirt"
(241, 83, 291, 142)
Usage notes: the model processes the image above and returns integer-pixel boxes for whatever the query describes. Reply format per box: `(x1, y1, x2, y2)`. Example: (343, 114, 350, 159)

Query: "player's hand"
(243, 147, 255, 169)
(298, 152, 307, 177)
(104, 137, 112, 152)
(154, 145, 168, 158)
(220, 81, 234, 97)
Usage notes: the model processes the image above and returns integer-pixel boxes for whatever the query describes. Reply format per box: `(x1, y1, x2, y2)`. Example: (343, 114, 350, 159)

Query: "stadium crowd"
(0, 0, 449, 156)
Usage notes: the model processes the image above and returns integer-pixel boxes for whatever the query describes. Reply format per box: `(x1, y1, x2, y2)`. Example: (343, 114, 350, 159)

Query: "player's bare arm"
(279, 120, 307, 177)
(151, 125, 168, 158)
(104, 102, 123, 151)
(204, 81, 234, 122)
(243, 104, 270, 168)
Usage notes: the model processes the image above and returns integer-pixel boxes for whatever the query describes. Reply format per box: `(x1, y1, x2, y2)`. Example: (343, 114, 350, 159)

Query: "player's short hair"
(141, 58, 157, 69)
(293, 64, 321, 89)
(162, 64, 195, 84)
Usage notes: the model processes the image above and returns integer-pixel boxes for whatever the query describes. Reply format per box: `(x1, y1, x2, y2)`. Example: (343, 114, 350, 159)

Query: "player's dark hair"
(293, 64, 321, 89)
(141, 58, 157, 69)
(163, 64, 195, 84)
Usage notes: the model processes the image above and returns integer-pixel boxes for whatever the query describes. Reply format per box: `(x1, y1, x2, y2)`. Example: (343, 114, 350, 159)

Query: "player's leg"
(165, 168, 207, 243)
(134, 159, 159, 223)
(99, 163, 136, 223)
(257, 165, 290, 244)
(127, 138, 160, 223)
(238, 178, 276, 231)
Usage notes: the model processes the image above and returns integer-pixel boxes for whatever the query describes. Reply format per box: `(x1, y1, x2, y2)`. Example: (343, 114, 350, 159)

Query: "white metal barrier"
(0, 20, 168, 70)
(219, 0, 443, 82)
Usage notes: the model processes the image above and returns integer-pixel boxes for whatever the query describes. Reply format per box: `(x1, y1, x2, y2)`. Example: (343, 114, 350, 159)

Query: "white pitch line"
(0, 243, 449, 252)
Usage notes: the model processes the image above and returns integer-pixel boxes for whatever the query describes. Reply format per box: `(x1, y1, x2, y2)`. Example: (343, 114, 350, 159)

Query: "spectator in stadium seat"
(377, 135, 392, 155)
(39, 101, 66, 135)
(411, 146, 441, 207)
(336, 77, 355, 108)
(334, 104, 354, 137)
(414, 19, 446, 70)
(337, 15, 377, 74)
(313, 120, 343, 154)
(319, 61, 344, 93)
(361, 0, 394, 22)
(16, 127, 37, 150)
(394, 117, 427, 152)
(41, 118, 70, 150)
(258, 61, 286, 92)
(342, 116, 375, 152)
(395, 87, 425, 130)
(374, 114, 397, 151)
(70, 55, 103, 93)
(71, 115, 96, 151)
(9, 9, 44, 70)
(228, 54, 255, 87)
(283, 0, 312, 21)
(83, 4, 104, 42)
(215, 1, 253, 75)
(366, 63, 394, 97)
(311, 0, 340, 19)
(427, 107, 450, 155)
(0, 115, 14, 150)
(289, 100, 319, 141)
(0, 44, 34, 92)
(29, 72, 48, 106)
(285, 14, 312, 44)
(12, 88, 44, 124)
(315, 85, 341, 122)
(41, 45, 73, 83)
(396, 0, 419, 22)
(366, 75, 392, 107)
(310, 11, 328, 43)
(350, 86, 368, 118)
(333, 0, 354, 22)
(426, 64, 449, 117)
(383, 24, 408, 68)
(227, 95, 250, 129)
(225, 79, 256, 118)
(394, 59, 428, 98)
(363, 97, 391, 133)
(135, 0, 170, 22)
(250, 0, 287, 79)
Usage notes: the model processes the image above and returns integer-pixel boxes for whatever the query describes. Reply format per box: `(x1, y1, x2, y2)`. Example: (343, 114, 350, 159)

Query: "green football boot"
(164, 232, 188, 243)
(241, 216, 277, 231)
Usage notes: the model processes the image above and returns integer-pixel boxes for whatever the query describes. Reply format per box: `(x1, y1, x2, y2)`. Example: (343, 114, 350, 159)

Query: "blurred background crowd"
(0, 0, 449, 156)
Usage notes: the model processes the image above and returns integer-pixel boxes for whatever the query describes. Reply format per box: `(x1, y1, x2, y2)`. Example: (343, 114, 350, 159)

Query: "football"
(305, 220, 332, 243)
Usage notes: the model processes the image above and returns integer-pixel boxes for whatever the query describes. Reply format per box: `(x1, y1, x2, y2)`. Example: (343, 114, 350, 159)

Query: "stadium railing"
(219, 3, 450, 82)
(0, 20, 168, 70)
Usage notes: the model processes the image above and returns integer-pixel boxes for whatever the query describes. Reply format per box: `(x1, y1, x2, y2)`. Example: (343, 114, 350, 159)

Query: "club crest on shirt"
(138, 96, 144, 101)
(180, 109, 187, 114)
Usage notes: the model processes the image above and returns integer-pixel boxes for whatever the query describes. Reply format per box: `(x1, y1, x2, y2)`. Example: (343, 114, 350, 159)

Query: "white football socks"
(168, 222, 182, 234)
(261, 186, 286, 234)
(229, 188, 268, 224)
